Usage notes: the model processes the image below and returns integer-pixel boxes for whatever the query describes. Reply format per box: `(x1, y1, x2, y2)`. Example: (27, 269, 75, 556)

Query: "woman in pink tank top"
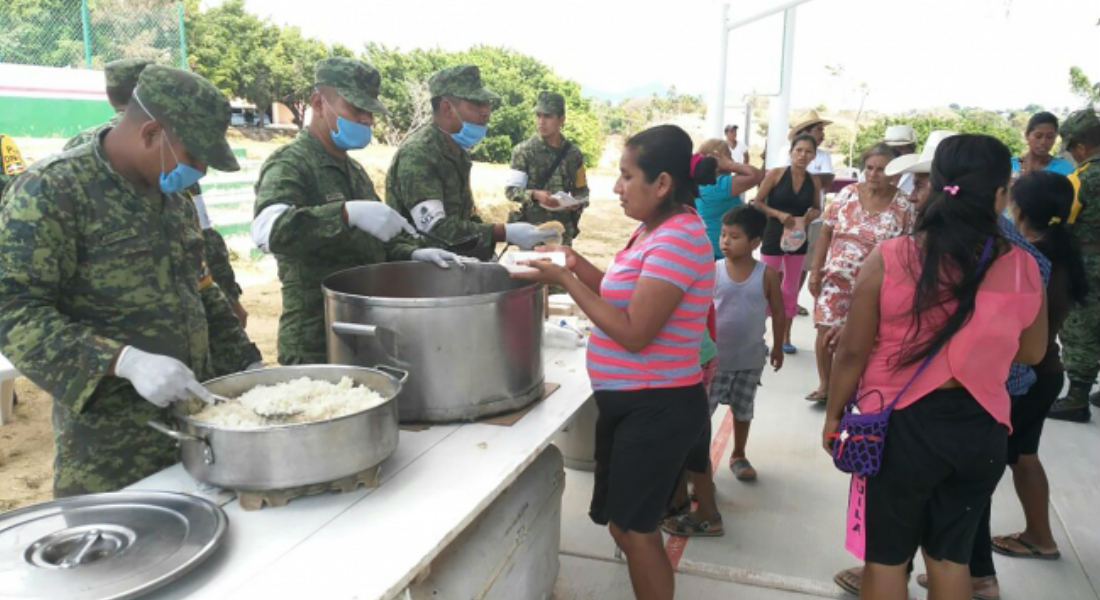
(822, 135, 1048, 600)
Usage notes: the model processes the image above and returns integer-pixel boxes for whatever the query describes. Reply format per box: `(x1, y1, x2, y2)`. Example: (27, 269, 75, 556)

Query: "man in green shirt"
(65, 57, 249, 325)
(1048, 109, 1100, 422)
(386, 65, 557, 260)
(505, 91, 589, 246)
(0, 66, 260, 496)
(252, 57, 465, 365)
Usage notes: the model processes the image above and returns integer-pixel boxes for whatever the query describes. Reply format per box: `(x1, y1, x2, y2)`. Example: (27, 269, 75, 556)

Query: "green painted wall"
(0, 96, 113, 138)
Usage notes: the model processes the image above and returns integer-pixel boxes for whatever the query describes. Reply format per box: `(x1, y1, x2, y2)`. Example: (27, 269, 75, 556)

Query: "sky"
(204, 0, 1100, 117)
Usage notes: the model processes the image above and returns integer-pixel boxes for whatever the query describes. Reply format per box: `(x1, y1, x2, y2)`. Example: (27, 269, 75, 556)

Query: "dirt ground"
(0, 174, 635, 511)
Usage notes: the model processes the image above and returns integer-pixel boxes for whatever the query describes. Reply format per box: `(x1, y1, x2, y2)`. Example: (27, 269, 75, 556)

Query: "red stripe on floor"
(664, 407, 734, 569)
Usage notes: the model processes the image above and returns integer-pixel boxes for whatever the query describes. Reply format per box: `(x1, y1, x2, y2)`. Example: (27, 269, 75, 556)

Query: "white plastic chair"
(0, 353, 18, 425)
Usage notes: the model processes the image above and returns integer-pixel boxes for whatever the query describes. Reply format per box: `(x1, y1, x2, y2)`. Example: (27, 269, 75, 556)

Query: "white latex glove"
(114, 346, 212, 408)
(345, 200, 416, 242)
(411, 247, 477, 269)
(505, 223, 558, 250)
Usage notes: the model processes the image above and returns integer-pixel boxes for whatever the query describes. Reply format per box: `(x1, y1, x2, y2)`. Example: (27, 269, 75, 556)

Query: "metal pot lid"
(0, 491, 227, 600)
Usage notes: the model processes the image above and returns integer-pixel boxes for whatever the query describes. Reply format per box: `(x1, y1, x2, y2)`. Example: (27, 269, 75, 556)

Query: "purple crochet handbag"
(829, 237, 994, 477)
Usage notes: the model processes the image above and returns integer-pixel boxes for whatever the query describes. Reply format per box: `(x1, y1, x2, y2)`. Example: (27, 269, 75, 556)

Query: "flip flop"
(782, 343, 797, 354)
(660, 513, 724, 537)
(917, 574, 1000, 600)
(805, 390, 828, 402)
(833, 567, 861, 596)
(991, 533, 1061, 560)
(797, 305, 809, 316)
(729, 457, 757, 481)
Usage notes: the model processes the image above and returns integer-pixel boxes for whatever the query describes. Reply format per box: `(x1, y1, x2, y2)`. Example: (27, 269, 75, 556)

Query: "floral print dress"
(813, 184, 914, 328)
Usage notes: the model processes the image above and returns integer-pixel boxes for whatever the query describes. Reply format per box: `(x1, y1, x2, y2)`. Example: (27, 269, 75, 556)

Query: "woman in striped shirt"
(513, 124, 716, 600)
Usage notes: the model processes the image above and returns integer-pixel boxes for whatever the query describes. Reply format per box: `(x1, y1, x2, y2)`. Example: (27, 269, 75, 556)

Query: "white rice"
(191, 376, 387, 428)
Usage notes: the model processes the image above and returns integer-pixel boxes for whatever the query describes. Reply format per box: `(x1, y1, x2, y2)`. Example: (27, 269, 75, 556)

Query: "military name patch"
(411, 199, 445, 233)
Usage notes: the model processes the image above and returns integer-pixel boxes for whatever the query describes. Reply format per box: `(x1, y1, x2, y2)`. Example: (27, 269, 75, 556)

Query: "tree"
(855, 109, 1025, 159)
(363, 44, 604, 166)
(271, 27, 331, 129)
(1069, 66, 1100, 105)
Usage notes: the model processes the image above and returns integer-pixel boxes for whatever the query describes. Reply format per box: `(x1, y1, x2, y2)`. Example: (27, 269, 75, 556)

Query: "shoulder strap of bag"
(871, 235, 997, 412)
(534, 141, 572, 191)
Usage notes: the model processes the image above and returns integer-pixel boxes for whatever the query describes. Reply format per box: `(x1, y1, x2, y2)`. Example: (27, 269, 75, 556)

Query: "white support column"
(765, 8, 798, 169)
(707, 2, 730, 138)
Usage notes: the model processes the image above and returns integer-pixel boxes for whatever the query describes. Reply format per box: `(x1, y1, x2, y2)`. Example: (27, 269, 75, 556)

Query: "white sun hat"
(885, 130, 958, 176)
(883, 124, 917, 146)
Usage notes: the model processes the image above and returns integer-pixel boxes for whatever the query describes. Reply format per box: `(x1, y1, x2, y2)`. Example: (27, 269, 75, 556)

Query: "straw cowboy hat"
(789, 109, 833, 140)
(885, 130, 958, 176)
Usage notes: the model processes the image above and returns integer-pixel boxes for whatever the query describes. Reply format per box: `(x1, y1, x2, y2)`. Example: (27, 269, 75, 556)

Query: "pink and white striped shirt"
(587, 212, 715, 391)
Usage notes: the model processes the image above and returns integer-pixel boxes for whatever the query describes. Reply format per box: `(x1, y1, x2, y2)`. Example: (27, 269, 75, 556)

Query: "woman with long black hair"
(822, 134, 1048, 600)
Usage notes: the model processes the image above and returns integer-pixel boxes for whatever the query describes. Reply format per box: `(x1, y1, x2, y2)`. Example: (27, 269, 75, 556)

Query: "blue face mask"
(451, 121, 488, 150)
(330, 115, 372, 149)
(159, 134, 204, 194)
(323, 98, 372, 150)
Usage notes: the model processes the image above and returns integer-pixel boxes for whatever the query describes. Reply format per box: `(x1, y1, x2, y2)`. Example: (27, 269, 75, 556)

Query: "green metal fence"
(0, 0, 187, 69)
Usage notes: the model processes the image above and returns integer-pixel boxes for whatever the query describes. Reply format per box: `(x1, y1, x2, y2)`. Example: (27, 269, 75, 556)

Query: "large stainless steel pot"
(148, 365, 404, 491)
(323, 262, 544, 423)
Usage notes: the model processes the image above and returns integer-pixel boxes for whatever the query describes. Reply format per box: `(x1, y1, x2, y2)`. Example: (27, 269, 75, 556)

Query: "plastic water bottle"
(544, 321, 586, 348)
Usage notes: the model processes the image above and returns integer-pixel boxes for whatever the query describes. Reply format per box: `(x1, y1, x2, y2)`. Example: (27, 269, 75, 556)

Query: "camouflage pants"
(1061, 254, 1100, 386)
(52, 388, 177, 497)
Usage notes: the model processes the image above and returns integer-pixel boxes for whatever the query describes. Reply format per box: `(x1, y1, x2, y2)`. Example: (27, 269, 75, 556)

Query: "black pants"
(589, 384, 708, 533)
(970, 370, 1064, 577)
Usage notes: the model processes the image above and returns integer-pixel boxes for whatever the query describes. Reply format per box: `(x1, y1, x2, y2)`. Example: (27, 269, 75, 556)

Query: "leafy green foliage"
(186, 0, 346, 128)
(855, 109, 1026, 157)
(1069, 66, 1100, 105)
(0, 0, 182, 68)
(364, 44, 603, 166)
(592, 89, 707, 137)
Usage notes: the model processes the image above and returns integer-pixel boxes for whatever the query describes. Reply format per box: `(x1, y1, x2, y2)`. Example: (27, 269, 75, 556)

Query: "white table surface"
(131, 345, 591, 600)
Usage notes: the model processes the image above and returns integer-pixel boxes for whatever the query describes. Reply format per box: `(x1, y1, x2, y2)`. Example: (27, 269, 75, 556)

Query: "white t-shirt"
(728, 143, 747, 163)
(808, 148, 833, 175)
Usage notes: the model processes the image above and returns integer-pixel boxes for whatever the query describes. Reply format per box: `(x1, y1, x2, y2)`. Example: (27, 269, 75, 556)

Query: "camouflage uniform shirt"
(63, 114, 120, 151)
(386, 124, 496, 260)
(505, 135, 589, 245)
(0, 135, 258, 496)
(255, 129, 417, 365)
(1062, 151, 1100, 386)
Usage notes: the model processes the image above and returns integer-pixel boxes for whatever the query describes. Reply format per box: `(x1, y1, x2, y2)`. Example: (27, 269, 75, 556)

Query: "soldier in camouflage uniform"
(63, 58, 153, 151)
(0, 66, 261, 497)
(0, 132, 27, 196)
(505, 91, 589, 246)
(386, 65, 557, 260)
(252, 57, 466, 365)
(1048, 109, 1100, 422)
(63, 58, 249, 324)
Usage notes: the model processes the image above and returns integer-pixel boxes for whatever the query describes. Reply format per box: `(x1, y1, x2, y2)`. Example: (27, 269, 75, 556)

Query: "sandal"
(729, 457, 757, 481)
(917, 574, 1000, 600)
(833, 566, 861, 595)
(782, 343, 797, 354)
(805, 389, 828, 402)
(797, 305, 809, 316)
(660, 513, 724, 537)
(991, 533, 1060, 560)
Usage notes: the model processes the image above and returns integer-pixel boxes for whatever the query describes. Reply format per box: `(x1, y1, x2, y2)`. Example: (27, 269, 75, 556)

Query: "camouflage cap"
(314, 57, 388, 115)
(104, 57, 154, 91)
(535, 91, 565, 116)
(428, 65, 500, 106)
(1059, 109, 1100, 149)
(131, 65, 239, 172)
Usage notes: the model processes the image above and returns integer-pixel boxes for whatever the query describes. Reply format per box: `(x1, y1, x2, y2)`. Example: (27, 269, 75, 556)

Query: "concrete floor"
(552, 292, 1100, 600)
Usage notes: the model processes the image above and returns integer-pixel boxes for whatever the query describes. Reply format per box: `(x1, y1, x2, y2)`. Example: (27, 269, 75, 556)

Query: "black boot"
(1048, 382, 1091, 423)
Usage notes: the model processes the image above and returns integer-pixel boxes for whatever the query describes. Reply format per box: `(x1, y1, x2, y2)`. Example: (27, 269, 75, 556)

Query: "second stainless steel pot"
(323, 262, 544, 423)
